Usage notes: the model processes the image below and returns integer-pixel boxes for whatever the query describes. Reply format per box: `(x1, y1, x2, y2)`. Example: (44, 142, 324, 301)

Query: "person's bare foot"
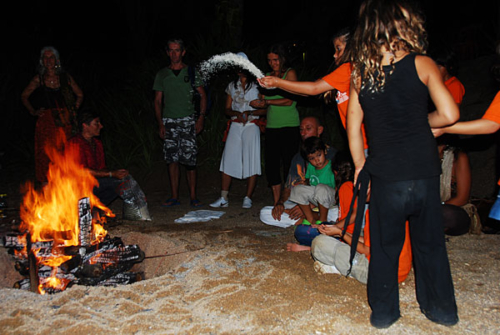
(286, 243, 311, 252)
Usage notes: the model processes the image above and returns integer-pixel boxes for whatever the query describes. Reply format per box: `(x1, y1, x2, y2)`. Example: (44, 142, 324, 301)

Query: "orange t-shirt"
(482, 91, 500, 124)
(444, 76, 465, 105)
(337, 181, 356, 234)
(322, 63, 369, 149)
(482, 92, 500, 185)
(338, 181, 413, 283)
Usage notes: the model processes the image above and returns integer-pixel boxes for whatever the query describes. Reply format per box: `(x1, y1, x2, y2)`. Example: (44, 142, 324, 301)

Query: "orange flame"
(19, 130, 113, 293)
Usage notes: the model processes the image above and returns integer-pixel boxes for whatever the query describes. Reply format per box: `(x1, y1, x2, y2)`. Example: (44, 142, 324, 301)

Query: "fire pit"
(4, 137, 145, 294)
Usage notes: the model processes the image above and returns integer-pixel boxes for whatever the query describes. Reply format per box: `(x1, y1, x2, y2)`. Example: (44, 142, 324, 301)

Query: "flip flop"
(162, 198, 180, 207)
(190, 199, 203, 208)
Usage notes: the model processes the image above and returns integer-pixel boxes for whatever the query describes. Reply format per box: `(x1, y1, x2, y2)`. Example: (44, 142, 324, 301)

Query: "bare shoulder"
(284, 68, 297, 81)
(415, 55, 438, 71)
(415, 55, 440, 85)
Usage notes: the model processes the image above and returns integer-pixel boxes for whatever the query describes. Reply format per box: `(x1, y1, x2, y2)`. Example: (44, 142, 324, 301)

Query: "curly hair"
(351, 0, 428, 94)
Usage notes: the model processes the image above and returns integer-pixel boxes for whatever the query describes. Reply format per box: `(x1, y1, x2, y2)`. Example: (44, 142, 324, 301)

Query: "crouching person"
(68, 110, 151, 221)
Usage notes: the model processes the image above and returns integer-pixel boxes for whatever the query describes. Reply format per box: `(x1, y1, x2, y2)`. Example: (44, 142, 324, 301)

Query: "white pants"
(220, 122, 261, 179)
(260, 200, 339, 228)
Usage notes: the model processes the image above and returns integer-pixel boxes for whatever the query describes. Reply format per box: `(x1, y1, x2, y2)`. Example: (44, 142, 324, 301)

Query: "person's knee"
(311, 234, 333, 261)
(290, 185, 311, 204)
(314, 184, 336, 207)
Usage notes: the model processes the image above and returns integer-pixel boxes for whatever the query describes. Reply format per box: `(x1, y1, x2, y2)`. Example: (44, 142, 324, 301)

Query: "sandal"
(190, 199, 203, 208)
(162, 198, 180, 207)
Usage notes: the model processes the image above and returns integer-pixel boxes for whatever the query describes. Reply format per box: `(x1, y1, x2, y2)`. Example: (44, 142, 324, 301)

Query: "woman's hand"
(32, 108, 46, 117)
(318, 224, 342, 236)
(236, 111, 249, 124)
(431, 127, 446, 138)
(258, 76, 279, 89)
(250, 99, 267, 109)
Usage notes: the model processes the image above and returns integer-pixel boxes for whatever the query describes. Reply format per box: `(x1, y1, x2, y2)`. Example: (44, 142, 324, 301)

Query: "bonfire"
(5, 133, 144, 294)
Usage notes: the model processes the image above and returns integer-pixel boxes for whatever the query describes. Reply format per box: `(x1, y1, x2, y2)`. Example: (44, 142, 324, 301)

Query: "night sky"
(1, 0, 498, 145)
(3, 1, 498, 67)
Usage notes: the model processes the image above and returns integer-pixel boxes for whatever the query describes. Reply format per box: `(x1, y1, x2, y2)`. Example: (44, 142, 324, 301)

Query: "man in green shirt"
(153, 39, 207, 207)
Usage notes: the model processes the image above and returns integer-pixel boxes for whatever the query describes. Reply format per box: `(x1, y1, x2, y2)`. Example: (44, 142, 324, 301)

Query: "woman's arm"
(446, 151, 471, 207)
(259, 77, 334, 96)
(433, 119, 500, 137)
(68, 74, 84, 109)
(416, 56, 459, 128)
(346, 81, 366, 182)
(21, 76, 41, 115)
(265, 69, 299, 107)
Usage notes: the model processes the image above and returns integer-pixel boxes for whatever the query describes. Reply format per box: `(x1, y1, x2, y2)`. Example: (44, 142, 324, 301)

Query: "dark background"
(1, 0, 499, 194)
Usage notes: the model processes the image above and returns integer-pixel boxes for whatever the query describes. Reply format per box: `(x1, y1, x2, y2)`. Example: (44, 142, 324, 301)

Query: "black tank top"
(359, 53, 441, 181)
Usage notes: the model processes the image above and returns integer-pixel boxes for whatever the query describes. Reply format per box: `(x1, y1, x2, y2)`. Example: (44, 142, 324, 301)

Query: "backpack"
(188, 65, 213, 116)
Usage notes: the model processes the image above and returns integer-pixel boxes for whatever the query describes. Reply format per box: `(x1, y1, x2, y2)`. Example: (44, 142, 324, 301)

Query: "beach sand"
(0, 167, 499, 334)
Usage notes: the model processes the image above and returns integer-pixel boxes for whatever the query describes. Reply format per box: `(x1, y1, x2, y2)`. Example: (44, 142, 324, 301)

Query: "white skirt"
(220, 122, 261, 179)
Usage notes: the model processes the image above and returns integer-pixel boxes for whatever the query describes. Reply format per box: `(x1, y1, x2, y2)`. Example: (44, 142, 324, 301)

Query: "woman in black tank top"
(345, 0, 460, 329)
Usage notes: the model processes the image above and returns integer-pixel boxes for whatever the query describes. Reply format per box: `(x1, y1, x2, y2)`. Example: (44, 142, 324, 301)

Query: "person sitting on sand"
(68, 110, 151, 221)
(259, 116, 338, 228)
(311, 158, 412, 285)
(286, 137, 336, 252)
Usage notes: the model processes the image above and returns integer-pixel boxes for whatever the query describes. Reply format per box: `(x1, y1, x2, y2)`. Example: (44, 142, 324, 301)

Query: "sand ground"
(0, 164, 499, 335)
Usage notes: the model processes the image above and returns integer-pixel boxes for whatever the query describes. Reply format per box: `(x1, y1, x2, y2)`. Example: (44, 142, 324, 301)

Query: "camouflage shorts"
(162, 115, 197, 166)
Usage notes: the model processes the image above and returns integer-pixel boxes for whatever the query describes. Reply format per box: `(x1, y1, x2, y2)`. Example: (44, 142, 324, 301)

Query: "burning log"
(78, 197, 92, 247)
(5, 137, 146, 293)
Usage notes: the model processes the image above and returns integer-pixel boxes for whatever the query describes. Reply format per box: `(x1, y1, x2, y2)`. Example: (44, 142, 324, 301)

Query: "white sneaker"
(313, 261, 341, 275)
(210, 197, 229, 208)
(242, 196, 252, 209)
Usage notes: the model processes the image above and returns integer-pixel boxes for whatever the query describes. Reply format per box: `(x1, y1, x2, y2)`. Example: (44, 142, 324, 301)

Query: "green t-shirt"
(152, 66, 203, 119)
(305, 160, 336, 189)
(264, 69, 300, 128)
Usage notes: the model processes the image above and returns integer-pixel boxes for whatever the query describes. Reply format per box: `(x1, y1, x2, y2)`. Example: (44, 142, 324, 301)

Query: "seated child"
(287, 136, 336, 251)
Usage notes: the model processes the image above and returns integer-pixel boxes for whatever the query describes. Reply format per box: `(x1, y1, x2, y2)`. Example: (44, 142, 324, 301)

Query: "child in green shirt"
(289, 136, 336, 226)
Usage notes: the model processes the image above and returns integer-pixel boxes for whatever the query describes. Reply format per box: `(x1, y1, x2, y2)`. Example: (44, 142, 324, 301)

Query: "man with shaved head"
(260, 116, 338, 227)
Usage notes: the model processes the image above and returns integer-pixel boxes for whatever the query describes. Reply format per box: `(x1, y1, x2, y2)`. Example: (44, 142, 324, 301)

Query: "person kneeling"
(68, 111, 151, 221)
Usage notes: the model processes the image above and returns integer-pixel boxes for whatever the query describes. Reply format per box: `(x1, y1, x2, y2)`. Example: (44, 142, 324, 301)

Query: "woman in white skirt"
(210, 53, 266, 209)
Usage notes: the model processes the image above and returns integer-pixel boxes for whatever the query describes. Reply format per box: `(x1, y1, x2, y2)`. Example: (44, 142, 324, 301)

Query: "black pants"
(264, 126, 300, 186)
(94, 177, 122, 206)
(368, 176, 457, 324)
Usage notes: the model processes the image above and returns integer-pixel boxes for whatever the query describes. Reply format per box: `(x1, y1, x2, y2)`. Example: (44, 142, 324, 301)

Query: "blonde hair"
(351, 0, 428, 94)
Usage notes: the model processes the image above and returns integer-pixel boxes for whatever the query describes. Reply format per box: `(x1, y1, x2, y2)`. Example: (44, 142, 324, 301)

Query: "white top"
(225, 80, 260, 121)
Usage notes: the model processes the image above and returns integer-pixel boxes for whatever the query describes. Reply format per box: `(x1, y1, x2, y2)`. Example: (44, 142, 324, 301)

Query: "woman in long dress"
(21, 46, 83, 184)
